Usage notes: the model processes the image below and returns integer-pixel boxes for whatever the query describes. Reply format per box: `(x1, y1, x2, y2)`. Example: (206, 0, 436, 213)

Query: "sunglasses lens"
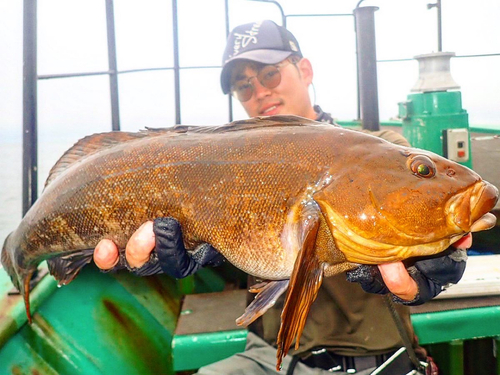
(259, 66, 281, 89)
(230, 65, 282, 102)
(232, 82, 253, 102)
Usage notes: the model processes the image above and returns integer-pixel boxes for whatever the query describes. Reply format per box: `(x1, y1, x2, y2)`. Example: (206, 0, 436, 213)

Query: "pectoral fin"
(275, 202, 324, 370)
(235, 280, 289, 326)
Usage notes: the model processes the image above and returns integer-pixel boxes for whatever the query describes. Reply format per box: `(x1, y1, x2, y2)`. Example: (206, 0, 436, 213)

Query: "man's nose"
(252, 78, 271, 99)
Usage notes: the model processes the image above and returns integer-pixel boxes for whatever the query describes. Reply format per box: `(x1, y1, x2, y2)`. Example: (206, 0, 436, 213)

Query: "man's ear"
(298, 58, 314, 86)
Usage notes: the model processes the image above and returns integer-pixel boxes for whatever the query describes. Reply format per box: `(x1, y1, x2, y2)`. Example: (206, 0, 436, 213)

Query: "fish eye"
(408, 155, 436, 178)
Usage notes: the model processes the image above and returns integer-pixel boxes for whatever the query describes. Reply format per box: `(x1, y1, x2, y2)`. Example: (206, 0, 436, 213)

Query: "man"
(94, 20, 470, 374)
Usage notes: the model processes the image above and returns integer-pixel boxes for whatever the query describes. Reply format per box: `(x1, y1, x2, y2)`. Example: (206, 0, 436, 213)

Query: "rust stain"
(0, 289, 23, 319)
(0, 293, 22, 350)
(8, 365, 41, 375)
(102, 299, 128, 328)
(9, 365, 46, 375)
(144, 275, 181, 315)
(101, 298, 172, 373)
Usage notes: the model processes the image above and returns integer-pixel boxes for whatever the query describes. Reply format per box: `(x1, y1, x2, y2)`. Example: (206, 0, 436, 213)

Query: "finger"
(378, 262, 418, 301)
(452, 233, 472, 249)
(126, 221, 156, 268)
(94, 239, 120, 270)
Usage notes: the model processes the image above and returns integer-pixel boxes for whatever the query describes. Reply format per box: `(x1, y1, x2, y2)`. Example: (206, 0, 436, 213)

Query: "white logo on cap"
(231, 21, 262, 58)
(289, 41, 298, 52)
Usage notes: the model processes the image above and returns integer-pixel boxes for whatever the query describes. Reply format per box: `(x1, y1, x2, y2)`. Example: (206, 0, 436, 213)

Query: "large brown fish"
(1, 115, 498, 369)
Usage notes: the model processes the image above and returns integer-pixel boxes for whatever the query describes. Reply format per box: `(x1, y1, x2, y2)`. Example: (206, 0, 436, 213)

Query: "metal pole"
(22, 0, 38, 215)
(353, 6, 380, 131)
(172, 0, 181, 124)
(105, 0, 120, 131)
(427, 1, 443, 52)
(224, 0, 233, 122)
(354, 16, 361, 121)
(437, 0, 442, 52)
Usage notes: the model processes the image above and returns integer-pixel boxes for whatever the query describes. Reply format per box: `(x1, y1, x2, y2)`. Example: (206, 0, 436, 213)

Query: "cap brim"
(220, 49, 293, 94)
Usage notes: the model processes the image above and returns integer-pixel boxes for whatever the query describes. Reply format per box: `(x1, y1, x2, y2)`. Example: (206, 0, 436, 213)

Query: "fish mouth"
(448, 181, 499, 233)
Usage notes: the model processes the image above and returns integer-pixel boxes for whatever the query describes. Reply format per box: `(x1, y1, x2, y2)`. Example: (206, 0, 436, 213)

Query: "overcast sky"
(1, 0, 499, 142)
(0, 0, 499, 159)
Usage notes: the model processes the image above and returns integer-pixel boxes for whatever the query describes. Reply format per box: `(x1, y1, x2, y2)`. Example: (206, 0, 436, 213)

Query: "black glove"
(153, 217, 224, 278)
(125, 217, 224, 278)
(345, 247, 467, 305)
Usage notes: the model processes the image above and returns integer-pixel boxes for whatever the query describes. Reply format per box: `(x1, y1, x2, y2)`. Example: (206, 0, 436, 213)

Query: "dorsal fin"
(44, 131, 149, 188)
(44, 115, 320, 189)
(145, 115, 323, 135)
(202, 115, 322, 133)
(226, 114, 321, 130)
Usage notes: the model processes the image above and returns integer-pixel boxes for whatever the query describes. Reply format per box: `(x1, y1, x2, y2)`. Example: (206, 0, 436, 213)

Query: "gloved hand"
(345, 247, 467, 305)
(153, 217, 224, 278)
(96, 217, 225, 277)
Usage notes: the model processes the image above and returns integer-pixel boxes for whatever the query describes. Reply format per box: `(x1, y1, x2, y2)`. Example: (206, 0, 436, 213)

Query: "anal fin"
(235, 280, 289, 327)
(46, 248, 94, 286)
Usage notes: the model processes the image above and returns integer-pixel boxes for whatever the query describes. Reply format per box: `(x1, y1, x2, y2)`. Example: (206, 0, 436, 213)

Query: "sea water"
(0, 135, 78, 246)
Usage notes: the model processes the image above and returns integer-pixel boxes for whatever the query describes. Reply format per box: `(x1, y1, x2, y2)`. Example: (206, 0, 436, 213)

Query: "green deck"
(0, 264, 181, 374)
(1, 263, 499, 375)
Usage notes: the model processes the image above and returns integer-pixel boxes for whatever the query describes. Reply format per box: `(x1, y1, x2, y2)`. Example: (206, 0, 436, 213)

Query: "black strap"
(314, 104, 338, 126)
(383, 295, 425, 371)
(286, 355, 301, 375)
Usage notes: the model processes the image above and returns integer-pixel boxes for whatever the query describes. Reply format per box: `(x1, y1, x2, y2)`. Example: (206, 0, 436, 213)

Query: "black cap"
(220, 20, 302, 94)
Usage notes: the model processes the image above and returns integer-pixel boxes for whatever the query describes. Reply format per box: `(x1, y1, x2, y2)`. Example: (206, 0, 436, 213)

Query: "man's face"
(229, 58, 315, 119)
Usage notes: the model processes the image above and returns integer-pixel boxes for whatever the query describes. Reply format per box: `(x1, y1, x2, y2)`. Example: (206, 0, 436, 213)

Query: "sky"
(1, 0, 499, 139)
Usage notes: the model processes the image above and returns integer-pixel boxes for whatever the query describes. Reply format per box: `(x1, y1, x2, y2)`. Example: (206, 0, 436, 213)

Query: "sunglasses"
(230, 58, 298, 102)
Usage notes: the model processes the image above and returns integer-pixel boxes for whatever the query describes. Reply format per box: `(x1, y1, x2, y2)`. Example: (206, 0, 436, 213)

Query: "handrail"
(21, 0, 236, 213)
(172, 0, 181, 124)
(105, 0, 120, 131)
(20, 0, 500, 216)
(22, 0, 37, 216)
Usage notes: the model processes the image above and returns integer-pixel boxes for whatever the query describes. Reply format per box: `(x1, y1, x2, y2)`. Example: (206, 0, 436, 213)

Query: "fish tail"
(1, 233, 11, 266)
(1, 232, 36, 323)
(1, 233, 18, 289)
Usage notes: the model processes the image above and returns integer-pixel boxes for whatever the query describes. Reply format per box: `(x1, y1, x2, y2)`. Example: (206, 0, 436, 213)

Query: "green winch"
(398, 52, 472, 168)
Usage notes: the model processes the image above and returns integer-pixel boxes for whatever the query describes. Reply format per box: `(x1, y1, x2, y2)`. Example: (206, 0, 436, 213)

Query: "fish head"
(314, 143, 499, 263)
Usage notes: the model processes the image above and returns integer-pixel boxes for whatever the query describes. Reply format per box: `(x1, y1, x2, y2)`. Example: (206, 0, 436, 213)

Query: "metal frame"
(22, 0, 38, 215)
(20, 0, 348, 213)
(105, 0, 120, 131)
(21, 0, 364, 213)
(22, 0, 223, 212)
(21, 0, 499, 215)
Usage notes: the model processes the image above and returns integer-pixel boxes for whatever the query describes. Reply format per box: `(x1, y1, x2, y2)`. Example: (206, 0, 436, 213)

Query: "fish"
(1, 115, 498, 369)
